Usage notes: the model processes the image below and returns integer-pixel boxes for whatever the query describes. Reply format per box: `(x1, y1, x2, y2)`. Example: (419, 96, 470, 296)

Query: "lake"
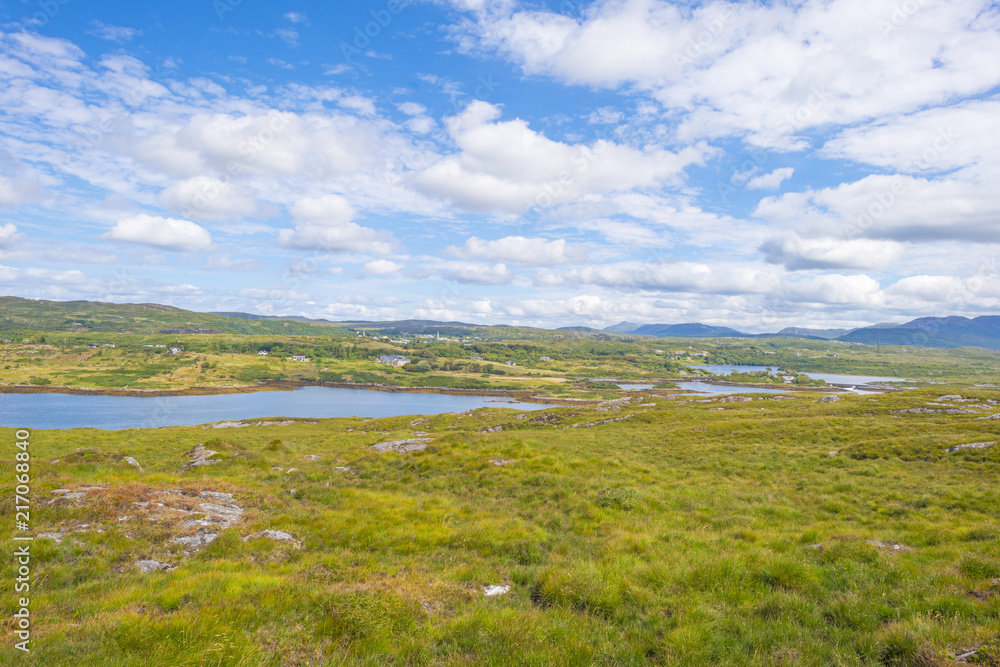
(0, 386, 555, 431)
(687, 365, 776, 375)
(674, 382, 786, 396)
(688, 365, 908, 387)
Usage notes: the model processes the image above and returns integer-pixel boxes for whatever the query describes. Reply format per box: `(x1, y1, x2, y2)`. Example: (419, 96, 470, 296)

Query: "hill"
(0, 297, 348, 337)
(837, 316, 1000, 349)
(628, 322, 747, 337)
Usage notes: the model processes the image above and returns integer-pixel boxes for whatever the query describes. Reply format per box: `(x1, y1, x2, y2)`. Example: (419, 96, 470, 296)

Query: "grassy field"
(2, 386, 999, 665)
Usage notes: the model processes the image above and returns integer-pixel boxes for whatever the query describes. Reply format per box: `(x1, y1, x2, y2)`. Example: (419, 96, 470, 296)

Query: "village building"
(377, 354, 410, 366)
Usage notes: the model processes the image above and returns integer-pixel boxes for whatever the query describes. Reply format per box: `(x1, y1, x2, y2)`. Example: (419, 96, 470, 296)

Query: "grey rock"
(123, 456, 143, 472)
(945, 441, 996, 454)
(866, 540, 914, 553)
(198, 491, 235, 502)
(820, 395, 840, 403)
(243, 530, 302, 549)
(170, 532, 217, 550)
(197, 502, 244, 527)
(138, 559, 169, 573)
(371, 438, 432, 454)
(303, 454, 322, 461)
(181, 443, 222, 471)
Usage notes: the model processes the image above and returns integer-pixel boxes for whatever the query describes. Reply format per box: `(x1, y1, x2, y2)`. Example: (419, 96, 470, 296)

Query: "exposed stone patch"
(36, 532, 63, 542)
(181, 443, 223, 471)
(892, 408, 980, 415)
(820, 395, 840, 403)
(123, 456, 143, 472)
(945, 441, 996, 454)
(491, 458, 514, 466)
(205, 419, 318, 429)
(483, 584, 510, 596)
(170, 533, 218, 550)
(243, 530, 302, 549)
(480, 425, 505, 433)
(303, 454, 322, 461)
(567, 414, 635, 428)
(138, 559, 171, 573)
(371, 438, 432, 453)
(598, 397, 632, 407)
(865, 540, 914, 553)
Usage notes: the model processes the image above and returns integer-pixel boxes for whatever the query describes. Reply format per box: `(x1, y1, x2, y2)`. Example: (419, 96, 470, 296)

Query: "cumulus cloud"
(158, 176, 264, 220)
(754, 174, 1000, 243)
(537, 261, 779, 295)
(747, 167, 794, 190)
(0, 223, 23, 247)
(277, 195, 399, 254)
(362, 259, 403, 275)
(448, 235, 584, 266)
(760, 234, 904, 271)
(445, 262, 514, 285)
(886, 275, 967, 303)
(409, 101, 706, 213)
(450, 0, 1000, 147)
(784, 274, 884, 307)
(105, 214, 212, 252)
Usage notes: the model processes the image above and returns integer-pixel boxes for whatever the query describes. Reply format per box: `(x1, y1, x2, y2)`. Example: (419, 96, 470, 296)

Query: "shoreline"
(0, 380, 577, 404)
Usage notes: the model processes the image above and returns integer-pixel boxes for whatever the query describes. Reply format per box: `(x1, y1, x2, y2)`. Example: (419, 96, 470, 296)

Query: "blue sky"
(1, 0, 998, 330)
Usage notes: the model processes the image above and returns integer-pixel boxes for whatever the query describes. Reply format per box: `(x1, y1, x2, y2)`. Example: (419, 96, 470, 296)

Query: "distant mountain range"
(4, 297, 1000, 350)
(605, 316, 1000, 350)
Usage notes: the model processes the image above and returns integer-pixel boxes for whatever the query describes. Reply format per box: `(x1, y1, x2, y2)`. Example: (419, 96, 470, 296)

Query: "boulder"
(371, 438, 432, 454)
(181, 443, 222, 471)
(945, 441, 996, 454)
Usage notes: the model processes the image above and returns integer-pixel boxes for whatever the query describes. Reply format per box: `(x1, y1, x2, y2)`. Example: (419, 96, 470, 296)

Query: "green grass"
(2, 386, 1000, 664)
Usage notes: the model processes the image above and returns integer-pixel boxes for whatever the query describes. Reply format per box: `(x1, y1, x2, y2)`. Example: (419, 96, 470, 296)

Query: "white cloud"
(87, 21, 142, 43)
(362, 259, 403, 275)
(538, 261, 779, 295)
(158, 176, 263, 221)
(886, 275, 967, 303)
(409, 101, 707, 213)
(0, 223, 22, 247)
(238, 288, 308, 301)
(760, 234, 904, 271)
(284, 12, 309, 24)
(754, 174, 1000, 243)
(446, 262, 514, 285)
(275, 29, 300, 48)
(448, 235, 584, 266)
(784, 274, 884, 307)
(105, 214, 212, 252)
(0, 177, 24, 207)
(277, 195, 399, 254)
(746, 167, 794, 190)
(451, 0, 1000, 147)
(397, 102, 427, 116)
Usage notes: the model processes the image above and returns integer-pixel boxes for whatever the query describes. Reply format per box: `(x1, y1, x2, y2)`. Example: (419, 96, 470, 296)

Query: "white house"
(377, 354, 410, 366)
(292, 355, 308, 362)
(257, 350, 269, 356)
